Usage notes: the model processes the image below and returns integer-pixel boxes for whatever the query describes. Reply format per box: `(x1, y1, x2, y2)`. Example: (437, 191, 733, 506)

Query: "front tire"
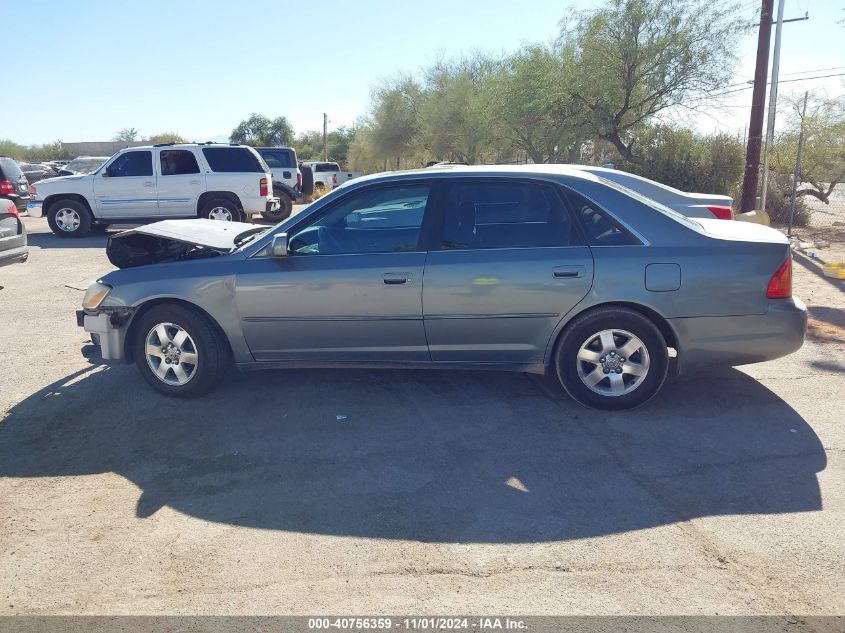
(555, 307, 668, 410)
(199, 197, 240, 222)
(261, 194, 292, 222)
(47, 199, 92, 237)
(132, 304, 227, 398)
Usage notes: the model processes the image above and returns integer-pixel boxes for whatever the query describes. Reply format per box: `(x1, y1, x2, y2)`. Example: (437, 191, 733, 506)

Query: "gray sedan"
(78, 165, 806, 410)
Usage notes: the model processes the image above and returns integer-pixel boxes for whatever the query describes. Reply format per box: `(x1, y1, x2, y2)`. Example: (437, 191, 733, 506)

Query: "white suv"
(28, 143, 279, 237)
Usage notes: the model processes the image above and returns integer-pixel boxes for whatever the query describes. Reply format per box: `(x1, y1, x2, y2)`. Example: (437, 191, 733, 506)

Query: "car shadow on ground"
(0, 363, 825, 544)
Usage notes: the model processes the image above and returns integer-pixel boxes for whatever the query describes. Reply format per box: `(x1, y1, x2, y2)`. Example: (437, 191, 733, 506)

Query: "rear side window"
(440, 181, 580, 250)
(202, 147, 264, 173)
(0, 158, 23, 180)
(260, 149, 296, 169)
(571, 196, 639, 246)
(160, 150, 200, 175)
(106, 151, 153, 177)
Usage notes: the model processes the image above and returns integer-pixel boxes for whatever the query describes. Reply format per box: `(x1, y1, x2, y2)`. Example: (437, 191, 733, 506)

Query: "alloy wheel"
(145, 322, 199, 386)
(575, 329, 650, 397)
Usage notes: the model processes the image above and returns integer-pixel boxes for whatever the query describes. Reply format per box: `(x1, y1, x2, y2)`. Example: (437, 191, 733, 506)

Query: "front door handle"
(383, 272, 411, 285)
(143, 181, 154, 187)
(553, 265, 585, 279)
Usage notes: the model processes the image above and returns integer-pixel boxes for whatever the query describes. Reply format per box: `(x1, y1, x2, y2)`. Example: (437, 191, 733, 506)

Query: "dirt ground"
(1, 216, 843, 615)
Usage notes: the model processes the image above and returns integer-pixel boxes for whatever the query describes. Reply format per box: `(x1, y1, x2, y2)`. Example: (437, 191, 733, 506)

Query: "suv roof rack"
(153, 142, 176, 147)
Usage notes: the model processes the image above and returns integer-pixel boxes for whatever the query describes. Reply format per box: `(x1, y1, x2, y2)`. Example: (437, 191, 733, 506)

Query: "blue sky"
(4, 0, 844, 145)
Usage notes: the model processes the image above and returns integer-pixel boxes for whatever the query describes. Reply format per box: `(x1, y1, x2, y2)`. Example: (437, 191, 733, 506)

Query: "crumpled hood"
(113, 219, 260, 250)
(106, 219, 263, 269)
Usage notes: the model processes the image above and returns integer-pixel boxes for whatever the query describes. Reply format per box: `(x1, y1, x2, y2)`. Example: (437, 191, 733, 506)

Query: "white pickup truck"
(300, 161, 362, 191)
(28, 143, 279, 237)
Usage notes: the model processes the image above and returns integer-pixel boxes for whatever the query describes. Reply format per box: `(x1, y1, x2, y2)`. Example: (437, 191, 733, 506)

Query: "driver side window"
(288, 184, 430, 255)
(106, 151, 153, 178)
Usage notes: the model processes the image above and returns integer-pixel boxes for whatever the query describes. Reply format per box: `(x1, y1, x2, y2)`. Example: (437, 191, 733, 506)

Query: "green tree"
(148, 132, 186, 144)
(771, 93, 845, 204)
(113, 128, 140, 142)
(230, 114, 294, 146)
(369, 76, 424, 168)
(488, 46, 586, 163)
(559, 0, 742, 164)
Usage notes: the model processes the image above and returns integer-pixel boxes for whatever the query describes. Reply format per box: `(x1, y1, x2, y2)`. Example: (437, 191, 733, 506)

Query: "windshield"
(595, 176, 703, 232)
(66, 158, 107, 174)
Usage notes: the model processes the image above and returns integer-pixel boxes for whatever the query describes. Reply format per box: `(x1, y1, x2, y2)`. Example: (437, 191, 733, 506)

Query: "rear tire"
(47, 199, 92, 237)
(555, 306, 668, 410)
(261, 194, 292, 222)
(132, 303, 227, 398)
(199, 197, 240, 222)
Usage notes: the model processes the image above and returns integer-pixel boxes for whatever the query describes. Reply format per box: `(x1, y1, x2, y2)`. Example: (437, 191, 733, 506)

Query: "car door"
(235, 182, 432, 362)
(93, 150, 157, 219)
(156, 149, 206, 217)
(422, 178, 594, 364)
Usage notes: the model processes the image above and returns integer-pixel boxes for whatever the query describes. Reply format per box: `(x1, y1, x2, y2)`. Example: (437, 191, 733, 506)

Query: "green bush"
(764, 172, 809, 226)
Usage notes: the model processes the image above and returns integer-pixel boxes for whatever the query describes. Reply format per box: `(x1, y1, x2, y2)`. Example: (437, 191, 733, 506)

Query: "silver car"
(78, 165, 806, 410)
(570, 166, 735, 220)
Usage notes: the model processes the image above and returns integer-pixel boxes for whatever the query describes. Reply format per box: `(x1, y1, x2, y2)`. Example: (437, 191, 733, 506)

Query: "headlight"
(82, 281, 111, 309)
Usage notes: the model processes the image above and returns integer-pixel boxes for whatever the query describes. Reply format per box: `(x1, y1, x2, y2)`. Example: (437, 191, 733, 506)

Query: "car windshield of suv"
(314, 163, 340, 172)
(65, 158, 106, 174)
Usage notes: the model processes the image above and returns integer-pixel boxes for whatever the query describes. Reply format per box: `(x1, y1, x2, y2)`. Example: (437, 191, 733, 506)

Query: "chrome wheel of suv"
(207, 206, 234, 221)
(54, 207, 82, 232)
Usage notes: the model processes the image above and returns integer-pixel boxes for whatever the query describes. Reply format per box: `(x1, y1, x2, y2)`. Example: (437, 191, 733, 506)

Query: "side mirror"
(101, 170, 110, 177)
(271, 232, 289, 257)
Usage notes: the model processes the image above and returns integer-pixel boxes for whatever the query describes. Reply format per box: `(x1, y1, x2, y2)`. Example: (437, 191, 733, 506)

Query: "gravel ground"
(0, 215, 843, 615)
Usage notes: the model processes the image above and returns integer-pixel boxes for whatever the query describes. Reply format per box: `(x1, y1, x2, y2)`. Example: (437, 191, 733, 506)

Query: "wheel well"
(123, 298, 233, 363)
(197, 191, 243, 218)
(44, 194, 93, 216)
(551, 301, 679, 363)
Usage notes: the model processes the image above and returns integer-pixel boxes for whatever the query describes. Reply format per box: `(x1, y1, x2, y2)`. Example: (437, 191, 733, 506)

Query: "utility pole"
(739, 0, 774, 213)
(788, 91, 809, 238)
(322, 113, 328, 161)
(760, 0, 786, 212)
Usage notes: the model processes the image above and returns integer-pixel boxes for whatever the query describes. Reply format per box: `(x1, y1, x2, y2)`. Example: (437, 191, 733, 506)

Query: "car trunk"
(0, 202, 26, 262)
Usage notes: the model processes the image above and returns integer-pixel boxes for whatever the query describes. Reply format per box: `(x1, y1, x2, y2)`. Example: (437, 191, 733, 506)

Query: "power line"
(711, 72, 845, 98)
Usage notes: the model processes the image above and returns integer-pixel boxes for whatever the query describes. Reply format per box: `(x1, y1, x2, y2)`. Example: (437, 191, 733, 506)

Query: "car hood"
(106, 219, 263, 269)
(36, 174, 91, 186)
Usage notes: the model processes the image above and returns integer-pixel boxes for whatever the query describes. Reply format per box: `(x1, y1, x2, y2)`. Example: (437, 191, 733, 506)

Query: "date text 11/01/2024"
(307, 618, 528, 630)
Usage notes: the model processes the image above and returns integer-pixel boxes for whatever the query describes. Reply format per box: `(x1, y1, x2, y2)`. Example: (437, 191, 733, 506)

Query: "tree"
(369, 76, 424, 168)
(488, 46, 586, 163)
(230, 114, 294, 146)
(148, 132, 186, 144)
(771, 93, 845, 204)
(558, 0, 742, 164)
(113, 128, 140, 142)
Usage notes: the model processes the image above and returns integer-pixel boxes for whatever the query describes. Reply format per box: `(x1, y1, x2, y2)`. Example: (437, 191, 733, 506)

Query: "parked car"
(0, 157, 32, 214)
(56, 156, 108, 176)
(77, 165, 805, 409)
(570, 166, 734, 219)
(28, 143, 280, 237)
(0, 197, 28, 267)
(254, 147, 300, 221)
(300, 161, 341, 191)
(19, 162, 57, 184)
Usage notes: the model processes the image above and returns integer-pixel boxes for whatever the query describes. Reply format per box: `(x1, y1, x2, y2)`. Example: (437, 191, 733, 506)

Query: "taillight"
(297, 172, 302, 189)
(259, 177, 268, 197)
(767, 257, 792, 299)
(332, 174, 337, 186)
(4, 202, 19, 219)
(707, 205, 734, 220)
(0, 179, 14, 195)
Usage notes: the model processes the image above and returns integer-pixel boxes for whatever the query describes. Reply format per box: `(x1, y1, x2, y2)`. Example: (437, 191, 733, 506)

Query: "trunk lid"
(695, 218, 787, 243)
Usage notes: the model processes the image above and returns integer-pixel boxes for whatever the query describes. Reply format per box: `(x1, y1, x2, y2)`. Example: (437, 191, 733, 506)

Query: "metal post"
(322, 113, 328, 161)
(740, 0, 774, 213)
(788, 91, 808, 238)
(760, 0, 786, 212)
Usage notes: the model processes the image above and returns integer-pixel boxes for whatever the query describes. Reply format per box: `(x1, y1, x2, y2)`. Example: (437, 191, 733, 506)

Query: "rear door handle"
(553, 265, 585, 279)
(383, 272, 411, 285)
(143, 181, 154, 187)
(189, 179, 201, 185)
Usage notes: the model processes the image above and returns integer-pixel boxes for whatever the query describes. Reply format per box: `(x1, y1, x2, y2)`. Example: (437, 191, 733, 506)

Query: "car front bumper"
(670, 297, 808, 372)
(26, 199, 43, 218)
(77, 310, 128, 361)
